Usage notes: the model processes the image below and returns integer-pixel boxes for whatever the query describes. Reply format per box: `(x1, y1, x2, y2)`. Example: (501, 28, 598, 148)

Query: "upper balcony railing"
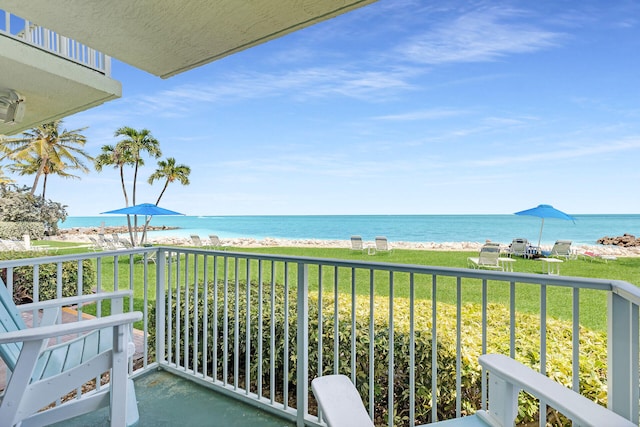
(0, 10, 111, 76)
(0, 247, 638, 426)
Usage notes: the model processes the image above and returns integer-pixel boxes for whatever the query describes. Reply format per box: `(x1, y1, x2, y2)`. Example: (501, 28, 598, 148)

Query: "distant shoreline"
(51, 227, 640, 257)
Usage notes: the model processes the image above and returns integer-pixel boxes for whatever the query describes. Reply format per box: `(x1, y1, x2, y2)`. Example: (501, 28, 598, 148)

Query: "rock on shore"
(597, 233, 640, 247)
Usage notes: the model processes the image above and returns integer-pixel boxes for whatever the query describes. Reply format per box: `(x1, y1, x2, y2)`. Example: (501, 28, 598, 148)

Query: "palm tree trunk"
(42, 173, 48, 198)
(142, 180, 170, 236)
(30, 160, 47, 196)
(132, 163, 139, 243)
(120, 166, 135, 246)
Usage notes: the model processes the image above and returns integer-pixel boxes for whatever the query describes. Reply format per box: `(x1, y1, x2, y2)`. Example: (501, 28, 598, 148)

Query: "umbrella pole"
(140, 215, 150, 246)
(537, 218, 545, 249)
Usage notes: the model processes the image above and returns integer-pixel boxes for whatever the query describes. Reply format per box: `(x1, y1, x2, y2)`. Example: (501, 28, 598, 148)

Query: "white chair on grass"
(468, 244, 503, 271)
(350, 236, 364, 252)
(541, 240, 574, 259)
(190, 234, 205, 247)
(208, 235, 229, 250)
(375, 236, 392, 254)
(0, 281, 142, 426)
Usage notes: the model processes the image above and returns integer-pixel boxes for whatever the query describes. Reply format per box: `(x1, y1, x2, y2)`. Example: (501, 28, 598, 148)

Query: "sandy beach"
(52, 227, 640, 257)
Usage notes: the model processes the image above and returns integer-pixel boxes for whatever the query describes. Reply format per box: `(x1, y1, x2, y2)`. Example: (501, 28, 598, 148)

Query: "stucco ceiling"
(2, 0, 377, 79)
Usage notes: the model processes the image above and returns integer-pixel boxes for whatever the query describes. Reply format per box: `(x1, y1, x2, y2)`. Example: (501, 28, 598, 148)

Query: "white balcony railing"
(0, 9, 111, 75)
(0, 247, 638, 426)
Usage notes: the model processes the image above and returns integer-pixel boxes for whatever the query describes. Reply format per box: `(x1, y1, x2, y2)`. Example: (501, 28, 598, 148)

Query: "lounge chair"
(508, 238, 537, 258)
(208, 234, 229, 250)
(190, 234, 204, 247)
(375, 236, 392, 253)
(0, 281, 142, 426)
(580, 250, 617, 263)
(350, 235, 364, 252)
(468, 244, 503, 270)
(311, 354, 635, 427)
(541, 240, 574, 259)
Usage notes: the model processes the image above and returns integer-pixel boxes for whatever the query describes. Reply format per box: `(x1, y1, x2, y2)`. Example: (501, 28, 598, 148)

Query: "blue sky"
(15, 0, 640, 216)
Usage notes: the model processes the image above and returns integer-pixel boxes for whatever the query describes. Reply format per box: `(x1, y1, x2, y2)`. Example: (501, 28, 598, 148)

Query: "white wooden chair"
(0, 282, 142, 426)
(311, 354, 635, 427)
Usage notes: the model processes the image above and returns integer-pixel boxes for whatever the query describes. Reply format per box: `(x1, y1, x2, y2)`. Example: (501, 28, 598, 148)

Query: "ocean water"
(59, 214, 640, 246)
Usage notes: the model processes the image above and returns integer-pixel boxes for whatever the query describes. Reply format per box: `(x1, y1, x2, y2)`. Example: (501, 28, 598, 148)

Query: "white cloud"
(399, 6, 563, 64)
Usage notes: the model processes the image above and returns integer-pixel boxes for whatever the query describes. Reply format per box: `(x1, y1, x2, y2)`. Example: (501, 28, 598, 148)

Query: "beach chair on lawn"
(541, 240, 574, 259)
(208, 234, 229, 250)
(508, 238, 532, 258)
(190, 234, 205, 247)
(0, 281, 142, 426)
(350, 236, 364, 252)
(468, 244, 503, 270)
(375, 236, 392, 253)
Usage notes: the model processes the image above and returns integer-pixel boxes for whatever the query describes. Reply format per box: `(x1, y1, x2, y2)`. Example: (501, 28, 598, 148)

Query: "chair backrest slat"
(0, 279, 26, 369)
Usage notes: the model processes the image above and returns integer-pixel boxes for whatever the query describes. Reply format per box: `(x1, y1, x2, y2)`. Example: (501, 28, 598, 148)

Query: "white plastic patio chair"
(0, 282, 142, 426)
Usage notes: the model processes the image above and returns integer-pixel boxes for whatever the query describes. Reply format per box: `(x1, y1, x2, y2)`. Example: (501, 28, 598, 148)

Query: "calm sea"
(59, 214, 640, 246)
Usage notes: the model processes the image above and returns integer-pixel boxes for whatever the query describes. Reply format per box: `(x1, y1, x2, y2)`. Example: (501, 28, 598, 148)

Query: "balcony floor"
(56, 370, 295, 427)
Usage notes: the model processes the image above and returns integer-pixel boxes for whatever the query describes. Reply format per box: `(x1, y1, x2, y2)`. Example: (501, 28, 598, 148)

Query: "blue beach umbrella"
(102, 203, 184, 245)
(514, 204, 576, 248)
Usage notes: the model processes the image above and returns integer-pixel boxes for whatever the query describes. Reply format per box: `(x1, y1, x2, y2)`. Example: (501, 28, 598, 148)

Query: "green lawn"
(34, 241, 640, 332)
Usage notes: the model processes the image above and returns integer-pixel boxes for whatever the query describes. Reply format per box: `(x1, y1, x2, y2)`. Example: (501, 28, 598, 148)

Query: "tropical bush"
(0, 184, 67, 236)
(149, 280, 607, 426)
(0, 250, 95, 302)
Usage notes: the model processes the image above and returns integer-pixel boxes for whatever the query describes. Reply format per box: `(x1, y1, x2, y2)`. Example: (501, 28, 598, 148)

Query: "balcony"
(1, 247, 639, 426)
(0, 10, 121, 135)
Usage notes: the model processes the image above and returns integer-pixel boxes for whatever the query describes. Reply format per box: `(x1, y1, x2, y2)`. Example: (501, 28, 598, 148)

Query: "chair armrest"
(0, 312, 142, 344)
(477, 354, 634, 427)
(16, 290, 133, 312)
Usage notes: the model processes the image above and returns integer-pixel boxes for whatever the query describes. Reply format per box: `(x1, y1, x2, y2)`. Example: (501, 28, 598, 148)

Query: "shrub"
(0, 221, 45, 240)
(0, 251, 95, 302)
(149, 280, 607, 426)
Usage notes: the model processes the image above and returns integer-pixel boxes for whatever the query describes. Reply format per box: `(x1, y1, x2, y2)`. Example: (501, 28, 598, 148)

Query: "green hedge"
(0, 221, 45, 240)
(0, 251, 95, 302)
(150, 280, 607, 426)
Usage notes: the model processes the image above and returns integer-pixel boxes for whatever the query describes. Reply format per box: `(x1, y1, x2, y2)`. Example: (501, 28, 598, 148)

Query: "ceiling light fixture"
(0, 89, 26, 124)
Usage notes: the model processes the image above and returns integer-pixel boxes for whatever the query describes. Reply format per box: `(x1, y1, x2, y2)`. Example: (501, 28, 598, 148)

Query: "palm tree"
(113, 127, 162, 242)
(94, 143, 137, 244)
(0, 166, 14, 185)
(148, 157, 191, 205)
(11, 152, 89, 198)
(0, 120, 91, 196)
(140, 157, 191, 244)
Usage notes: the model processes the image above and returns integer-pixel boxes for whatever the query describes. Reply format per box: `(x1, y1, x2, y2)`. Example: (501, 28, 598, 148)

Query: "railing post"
(607, 292, 639, 423)
(156, 248, 167, 365)
(296, 262, 309, 427)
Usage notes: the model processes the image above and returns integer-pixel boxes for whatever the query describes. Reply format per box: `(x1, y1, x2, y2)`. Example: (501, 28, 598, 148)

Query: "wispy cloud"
(399, 6, 563, 65)
(373, 108, 468, 121)
(128, 65, 418, 117)
(467, 137, 640, 167)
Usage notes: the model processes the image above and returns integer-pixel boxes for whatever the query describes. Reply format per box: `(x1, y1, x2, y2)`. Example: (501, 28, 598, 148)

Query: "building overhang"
(2, 0, 378, 79)
(0, 36, 121, 136)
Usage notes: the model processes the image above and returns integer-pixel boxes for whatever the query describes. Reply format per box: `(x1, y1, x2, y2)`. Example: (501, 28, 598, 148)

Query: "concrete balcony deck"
(57, 370, 295, 427)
